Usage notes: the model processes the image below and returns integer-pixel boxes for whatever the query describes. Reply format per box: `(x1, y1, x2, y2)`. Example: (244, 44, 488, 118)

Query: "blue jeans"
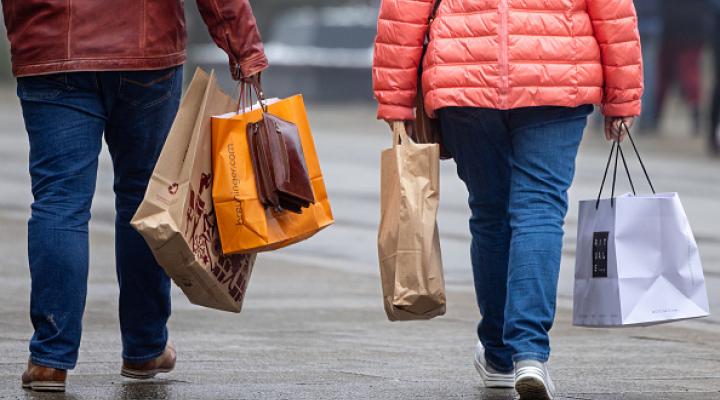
(438, 105, 592, 373)
(18, 67, 182, 370)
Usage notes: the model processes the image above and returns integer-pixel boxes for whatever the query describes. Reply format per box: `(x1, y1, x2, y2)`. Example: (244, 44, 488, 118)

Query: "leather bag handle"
(237, 73, 268, 114)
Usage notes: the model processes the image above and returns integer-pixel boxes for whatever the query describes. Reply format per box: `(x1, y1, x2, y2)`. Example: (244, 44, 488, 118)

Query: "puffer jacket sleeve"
(196, 0, 269, 79)
(587, 0, 643, 117)
(373, 0, 435, 120)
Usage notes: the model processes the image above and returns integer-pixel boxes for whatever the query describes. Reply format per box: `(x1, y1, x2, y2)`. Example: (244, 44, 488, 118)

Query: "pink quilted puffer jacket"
(373, 0, 643, 120)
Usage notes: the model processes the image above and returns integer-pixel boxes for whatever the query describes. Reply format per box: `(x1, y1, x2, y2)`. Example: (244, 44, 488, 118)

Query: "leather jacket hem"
(13, 52, 187, 77)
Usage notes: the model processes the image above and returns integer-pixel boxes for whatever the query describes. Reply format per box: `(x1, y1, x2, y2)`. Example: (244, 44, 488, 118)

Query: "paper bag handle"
(595, 123, 656, 209)
(622, 122, 656, 194)
(392, 121, 413, 147)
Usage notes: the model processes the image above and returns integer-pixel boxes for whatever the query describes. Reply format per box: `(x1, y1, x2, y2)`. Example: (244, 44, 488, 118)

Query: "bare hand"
(604, 116, 635, 142)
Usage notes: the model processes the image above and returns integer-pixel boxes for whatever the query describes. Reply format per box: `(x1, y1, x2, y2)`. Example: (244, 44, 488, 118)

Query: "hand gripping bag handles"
(131, 69, 256, 313)
(573, 124, 710, 327)
(378, 122, 446, 321)
(211, 77, 333, 254)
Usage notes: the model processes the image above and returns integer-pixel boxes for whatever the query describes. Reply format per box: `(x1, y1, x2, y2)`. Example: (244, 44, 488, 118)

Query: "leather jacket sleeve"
(196, 0, 269, 79)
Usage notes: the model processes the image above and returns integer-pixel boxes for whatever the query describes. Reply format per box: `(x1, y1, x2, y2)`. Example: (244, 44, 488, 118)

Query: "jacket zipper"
(498, 0, 509, 108)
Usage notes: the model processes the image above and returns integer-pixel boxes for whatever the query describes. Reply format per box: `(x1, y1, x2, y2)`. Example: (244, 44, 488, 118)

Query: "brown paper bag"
(131, 68, 255, 313)
(378, 122, 446, 321)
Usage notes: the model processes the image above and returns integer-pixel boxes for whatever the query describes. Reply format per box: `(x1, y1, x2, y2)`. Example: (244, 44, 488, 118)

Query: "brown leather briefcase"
(247, 112, 315, 214)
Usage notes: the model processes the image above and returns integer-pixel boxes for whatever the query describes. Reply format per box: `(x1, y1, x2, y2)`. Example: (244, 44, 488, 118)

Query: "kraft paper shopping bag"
(132, 69, 256, 313)
(378, 122, 446, 321)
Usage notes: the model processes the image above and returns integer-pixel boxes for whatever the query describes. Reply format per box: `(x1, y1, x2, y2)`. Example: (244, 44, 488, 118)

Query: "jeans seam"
(30, 355, 75, 370)
(117, 67, 178, 109)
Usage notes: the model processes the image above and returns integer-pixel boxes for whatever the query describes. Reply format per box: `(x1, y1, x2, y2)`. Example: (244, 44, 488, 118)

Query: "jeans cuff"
(512, 352, 550, 364)
(30, 355, 75, 370)
(122, 343, 167, 363)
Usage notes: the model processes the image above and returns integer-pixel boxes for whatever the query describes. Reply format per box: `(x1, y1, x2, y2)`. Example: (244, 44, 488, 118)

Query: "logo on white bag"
(593, 232, 609, 278)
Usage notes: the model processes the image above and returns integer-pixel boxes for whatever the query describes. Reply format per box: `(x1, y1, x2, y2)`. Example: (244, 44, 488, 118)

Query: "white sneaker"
(473, 342, 514, 388)
(514, 360, 556, 400)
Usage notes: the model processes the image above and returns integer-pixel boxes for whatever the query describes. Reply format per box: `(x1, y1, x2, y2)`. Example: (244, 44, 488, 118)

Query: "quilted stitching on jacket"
(373, 0, 643, 120)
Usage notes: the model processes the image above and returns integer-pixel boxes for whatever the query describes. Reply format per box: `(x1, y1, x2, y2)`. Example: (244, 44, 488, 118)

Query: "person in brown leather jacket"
(1, 0, 268, 392)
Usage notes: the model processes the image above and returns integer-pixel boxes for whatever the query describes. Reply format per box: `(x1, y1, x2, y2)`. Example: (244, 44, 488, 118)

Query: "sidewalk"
(0, 216, 719, 399)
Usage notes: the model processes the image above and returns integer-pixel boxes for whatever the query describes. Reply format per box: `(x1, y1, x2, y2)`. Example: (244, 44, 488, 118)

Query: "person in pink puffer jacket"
(373, 1, 642, 399)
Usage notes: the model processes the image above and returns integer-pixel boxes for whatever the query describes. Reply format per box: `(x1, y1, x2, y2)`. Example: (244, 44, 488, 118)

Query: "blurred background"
(1, 2, 720, 397)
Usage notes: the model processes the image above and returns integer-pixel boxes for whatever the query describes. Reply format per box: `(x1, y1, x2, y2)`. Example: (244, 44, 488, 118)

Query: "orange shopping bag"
(211, 95, 333, 254)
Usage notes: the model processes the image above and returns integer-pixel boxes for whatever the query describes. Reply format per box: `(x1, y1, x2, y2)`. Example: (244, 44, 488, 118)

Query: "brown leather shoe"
(121, 342, 176, 380)
(21, 360, 67, 392)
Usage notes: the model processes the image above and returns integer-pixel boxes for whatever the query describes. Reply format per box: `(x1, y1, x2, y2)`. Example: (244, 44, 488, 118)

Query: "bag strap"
(623, 122, 656, 194)
(596, 140, 616, 209)
(617, 144, 636, 197)
(237, 73, 267, 114)
(392, 121, 412, 147)
(595, 123, 656, 209)
(596, 140, 631, 209)
(421, 0, 442, 51)
(428, 0, 442, 27)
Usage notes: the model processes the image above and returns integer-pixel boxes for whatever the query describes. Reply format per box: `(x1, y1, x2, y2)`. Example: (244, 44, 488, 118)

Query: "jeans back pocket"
(118, 67, 180, 109)
(17, 74, 70, 101)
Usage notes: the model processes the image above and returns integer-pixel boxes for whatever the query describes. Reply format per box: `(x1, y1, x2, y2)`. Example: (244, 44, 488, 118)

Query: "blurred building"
(188, 2, 377, 103)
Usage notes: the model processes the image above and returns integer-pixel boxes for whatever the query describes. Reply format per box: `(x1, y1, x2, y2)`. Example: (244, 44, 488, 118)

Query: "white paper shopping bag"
(573, 132, 710, 327)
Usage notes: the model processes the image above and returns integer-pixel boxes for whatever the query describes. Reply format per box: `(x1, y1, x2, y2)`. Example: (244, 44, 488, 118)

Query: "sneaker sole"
(22, 381, 65, 392)
(121, 366, 174, 380)
(515, 375, 552, 400)
(473, 357, 514, 389)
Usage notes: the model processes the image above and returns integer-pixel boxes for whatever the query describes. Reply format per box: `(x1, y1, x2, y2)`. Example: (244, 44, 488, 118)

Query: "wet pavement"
(0, 89, 719, 399)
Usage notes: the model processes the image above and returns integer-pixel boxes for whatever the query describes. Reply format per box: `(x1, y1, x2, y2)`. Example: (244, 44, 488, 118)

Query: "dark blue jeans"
(18, 67, 182, 370)
(438, 105, 593, 373)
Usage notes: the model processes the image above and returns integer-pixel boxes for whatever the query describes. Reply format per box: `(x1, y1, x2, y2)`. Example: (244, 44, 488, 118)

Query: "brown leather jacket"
(1, 0, 268, 78)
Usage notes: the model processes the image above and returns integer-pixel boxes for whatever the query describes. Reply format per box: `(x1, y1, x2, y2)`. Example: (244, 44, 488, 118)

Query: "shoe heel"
(515, 376, 550, 400)
(29, 381, 66, 392)
(121, 368, 157, 380)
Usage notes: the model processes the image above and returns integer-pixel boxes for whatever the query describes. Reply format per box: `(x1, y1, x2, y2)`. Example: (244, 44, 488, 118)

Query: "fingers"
(622, 117, 635, 130)
(604, 117, 636, 143)
(604, 118, 616, 142)
(613, 119, 626, 142)
(605, 118, 623, 143)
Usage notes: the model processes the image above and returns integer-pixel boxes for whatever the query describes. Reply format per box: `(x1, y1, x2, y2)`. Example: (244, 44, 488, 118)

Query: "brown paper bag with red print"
(132, 68, 255, 313)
